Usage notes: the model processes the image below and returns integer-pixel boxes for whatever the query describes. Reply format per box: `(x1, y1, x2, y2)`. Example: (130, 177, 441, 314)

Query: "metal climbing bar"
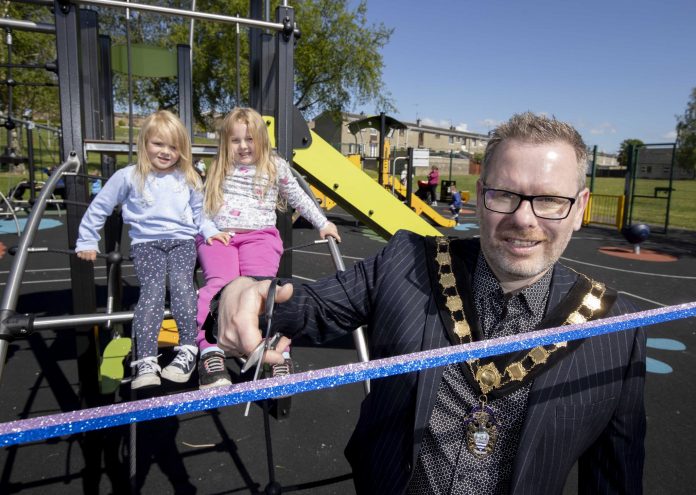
(0, 152, 81, 382)
(70, 0, 289, 31)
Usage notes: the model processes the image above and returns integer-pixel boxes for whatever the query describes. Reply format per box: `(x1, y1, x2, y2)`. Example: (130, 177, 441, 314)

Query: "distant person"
(400, 166, 408, 187)
(90, 177, 103, 200)
(212, 112, 646, 494)
(427, 165, 439, 206)
(194, 107, 340, 389)
(449, 184, 462, 223)
(75, 110, 207, 390)
(195, 158, 207, 178)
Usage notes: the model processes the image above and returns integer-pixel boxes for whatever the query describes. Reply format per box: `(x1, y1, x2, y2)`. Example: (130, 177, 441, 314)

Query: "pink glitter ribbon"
(1, 301, 694, 447)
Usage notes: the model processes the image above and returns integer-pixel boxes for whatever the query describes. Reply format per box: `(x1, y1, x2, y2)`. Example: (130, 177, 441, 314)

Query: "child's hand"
(319, 221, 341, 243)
(207, 232, 231, 246)
(76, 250, 97, 262)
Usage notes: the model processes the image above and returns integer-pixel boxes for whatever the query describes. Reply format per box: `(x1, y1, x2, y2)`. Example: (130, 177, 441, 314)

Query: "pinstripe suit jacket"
(274, 230, 646, 495)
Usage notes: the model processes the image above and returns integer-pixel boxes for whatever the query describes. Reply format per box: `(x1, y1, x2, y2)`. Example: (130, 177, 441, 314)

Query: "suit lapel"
(411, 236, 455, 467)
(512, 264, 578, 486)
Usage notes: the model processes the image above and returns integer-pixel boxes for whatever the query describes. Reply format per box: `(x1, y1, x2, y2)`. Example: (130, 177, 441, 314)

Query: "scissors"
(243, 278, 280, 416)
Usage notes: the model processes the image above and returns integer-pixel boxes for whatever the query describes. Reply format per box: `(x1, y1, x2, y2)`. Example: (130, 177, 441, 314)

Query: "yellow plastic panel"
(264, 117, 442, 239)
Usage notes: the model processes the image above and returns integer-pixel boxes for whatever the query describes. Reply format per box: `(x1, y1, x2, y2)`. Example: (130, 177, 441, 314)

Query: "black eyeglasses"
(482, 187, 577, 220)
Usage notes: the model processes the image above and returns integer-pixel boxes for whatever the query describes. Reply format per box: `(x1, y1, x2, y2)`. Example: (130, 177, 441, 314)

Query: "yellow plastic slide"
(291, 130, 445, 239)
(385, 177, 457, 228)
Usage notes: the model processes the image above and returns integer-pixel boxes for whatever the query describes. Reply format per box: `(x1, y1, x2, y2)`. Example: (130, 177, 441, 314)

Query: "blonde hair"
(204, 107, 278, 216)
(135, 110, 200, 192)
(482, 112, 588, 189)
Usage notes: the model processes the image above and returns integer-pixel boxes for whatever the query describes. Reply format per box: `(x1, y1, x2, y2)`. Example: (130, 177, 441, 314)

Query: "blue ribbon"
(1, 301, 694, 447)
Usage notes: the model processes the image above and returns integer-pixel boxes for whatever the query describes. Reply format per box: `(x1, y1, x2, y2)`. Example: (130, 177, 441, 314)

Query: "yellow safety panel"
(265, 117, 442, 239)
(310, 185, 337, 210)
(386, 177, 456, 228)
(157, 318, 179, 347)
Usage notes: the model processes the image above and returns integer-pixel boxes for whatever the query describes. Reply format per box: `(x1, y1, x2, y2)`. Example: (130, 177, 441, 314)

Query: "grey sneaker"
(131, 357, 161, 390)
(161, 345, 198, 383)
(198, 350, 232, 389)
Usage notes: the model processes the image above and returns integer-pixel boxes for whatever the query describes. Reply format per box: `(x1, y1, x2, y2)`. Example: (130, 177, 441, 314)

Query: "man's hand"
(217, 277, 293, 365)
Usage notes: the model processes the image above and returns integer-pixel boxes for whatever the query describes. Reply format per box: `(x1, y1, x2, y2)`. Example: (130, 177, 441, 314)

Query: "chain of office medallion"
(434, 237, 606, 395)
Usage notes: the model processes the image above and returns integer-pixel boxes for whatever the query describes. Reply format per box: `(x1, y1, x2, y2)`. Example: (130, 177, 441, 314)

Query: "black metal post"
(406, 147, 414, 209)
(26, 124, 36, 202)
(274, 4, 294, 279)
(98, 33, 123, 319)
(54, 0, 100, 408)
(589, 145, 597, 193)
(622, 144, 634, 228)
(248, 0, 263, 113)
(448, 150, 453, 181)
(177, 44, 193, 138)
(664, 143, 677, 234)
(378, 112, 385, 186)
(5, 28, 13, 155)
(79, 9, 100, 140)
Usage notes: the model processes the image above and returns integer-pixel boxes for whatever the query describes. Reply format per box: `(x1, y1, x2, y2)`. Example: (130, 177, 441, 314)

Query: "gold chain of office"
(434, 236, 606, 395)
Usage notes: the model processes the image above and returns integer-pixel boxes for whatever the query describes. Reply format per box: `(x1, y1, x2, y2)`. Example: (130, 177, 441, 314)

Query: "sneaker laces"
(131, 356, 161, 374)
(171, 345, 197, 368)
(272, 362, 291, 377)
(203, 353, 226, 373)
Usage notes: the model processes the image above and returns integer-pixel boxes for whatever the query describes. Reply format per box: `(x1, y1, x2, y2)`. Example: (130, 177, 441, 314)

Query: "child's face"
(146, 133, 180, 172)
(229, 122, 256, 165)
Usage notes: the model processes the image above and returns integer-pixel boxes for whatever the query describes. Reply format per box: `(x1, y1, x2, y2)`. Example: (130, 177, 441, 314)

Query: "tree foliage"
(0, 3, 59, 121)
(676, 87, 696, 171)
(4, 1, 394, 131)
(617, 138, 644, 168)
(292, 0, 394, 119)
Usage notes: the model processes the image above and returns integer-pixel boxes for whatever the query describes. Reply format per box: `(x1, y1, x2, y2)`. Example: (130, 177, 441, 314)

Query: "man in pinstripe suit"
(215, 113, 646, 494)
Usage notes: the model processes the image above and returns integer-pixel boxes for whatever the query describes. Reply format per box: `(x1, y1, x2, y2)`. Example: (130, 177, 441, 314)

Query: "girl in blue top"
(75, 110, 205, 390)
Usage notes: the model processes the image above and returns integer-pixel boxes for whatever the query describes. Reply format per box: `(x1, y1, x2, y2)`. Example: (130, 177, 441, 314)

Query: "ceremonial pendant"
(465, 404, 498, 457)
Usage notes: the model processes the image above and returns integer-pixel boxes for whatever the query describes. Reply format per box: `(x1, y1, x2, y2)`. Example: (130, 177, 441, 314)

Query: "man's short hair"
(482, 112, 588, 189)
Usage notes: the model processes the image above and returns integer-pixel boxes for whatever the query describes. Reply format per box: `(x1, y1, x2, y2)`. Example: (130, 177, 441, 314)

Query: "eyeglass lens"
(484, 189, 573, 219)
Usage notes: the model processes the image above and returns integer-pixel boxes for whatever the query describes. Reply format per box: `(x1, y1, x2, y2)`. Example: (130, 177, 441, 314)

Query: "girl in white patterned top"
(195, 107, 340, 389)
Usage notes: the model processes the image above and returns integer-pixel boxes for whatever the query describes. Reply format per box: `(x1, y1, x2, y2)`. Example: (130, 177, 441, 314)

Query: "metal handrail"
(0, 152, 80, 382)
(290, 168, 371, 395)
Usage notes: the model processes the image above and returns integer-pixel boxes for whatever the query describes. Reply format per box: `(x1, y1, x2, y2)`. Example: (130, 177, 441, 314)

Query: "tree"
(102, 0, 395, 127)
(291, 0, 395, 118)
(3, 1, 394, 130)
(676, 87, 696, 172)
(617, 138, 644, 168)
(0, 3, 59, 121)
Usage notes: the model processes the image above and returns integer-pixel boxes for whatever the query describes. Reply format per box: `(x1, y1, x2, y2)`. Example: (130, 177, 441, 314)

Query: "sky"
(352, 0, 696, 154)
